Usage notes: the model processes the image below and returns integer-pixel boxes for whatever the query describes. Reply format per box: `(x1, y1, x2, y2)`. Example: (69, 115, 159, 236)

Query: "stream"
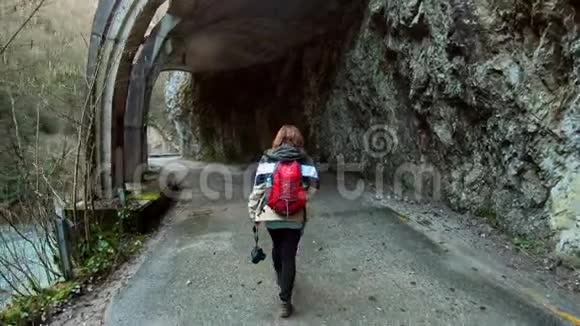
(0, 225, 58, 308)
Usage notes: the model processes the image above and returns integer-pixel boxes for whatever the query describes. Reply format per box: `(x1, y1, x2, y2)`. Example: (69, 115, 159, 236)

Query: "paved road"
(105, 162, 572, 326)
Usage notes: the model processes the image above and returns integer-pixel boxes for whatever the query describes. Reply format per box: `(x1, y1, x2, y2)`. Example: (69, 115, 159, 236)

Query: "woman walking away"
(248, 125, 320, 318)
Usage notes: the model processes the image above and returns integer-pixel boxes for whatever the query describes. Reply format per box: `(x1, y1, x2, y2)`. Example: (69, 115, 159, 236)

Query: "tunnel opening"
(89, 0, 368, 194)
(147, 71, 183, 156)
(145, 36, 353, 164)
(170, 16, 367, 164)
(139, 4, 369, 165)
(189, 52, 319, 163)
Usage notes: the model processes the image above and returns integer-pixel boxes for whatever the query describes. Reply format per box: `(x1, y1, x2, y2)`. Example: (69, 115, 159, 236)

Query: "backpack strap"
(267, 161, 279, 188)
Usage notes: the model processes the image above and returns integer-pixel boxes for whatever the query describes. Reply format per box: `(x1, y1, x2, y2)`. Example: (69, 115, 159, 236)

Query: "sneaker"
(280, 302, 293, 318)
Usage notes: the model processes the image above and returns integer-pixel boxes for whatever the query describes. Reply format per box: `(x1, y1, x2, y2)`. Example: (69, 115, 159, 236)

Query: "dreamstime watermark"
(364, 124, 399, 158)
(82, 125, 441, 204)
(331, 156, 442, 202)
(88, 161, 443, 203)
(145, 159, 442, 203)
(147, 125, 439, 203)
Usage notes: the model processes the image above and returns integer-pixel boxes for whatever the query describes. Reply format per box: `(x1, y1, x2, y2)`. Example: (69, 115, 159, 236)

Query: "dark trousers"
(267, 228, 302, 303)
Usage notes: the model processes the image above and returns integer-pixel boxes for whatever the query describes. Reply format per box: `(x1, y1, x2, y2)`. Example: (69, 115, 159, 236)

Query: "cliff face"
(165, 0, 580, 261)
(315, 0, 579, 260)
(164, 72, 196, 156)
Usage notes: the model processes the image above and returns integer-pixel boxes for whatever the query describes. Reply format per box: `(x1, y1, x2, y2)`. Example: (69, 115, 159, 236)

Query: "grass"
(0, 282, 78, 326)
(474, 203, 547, 255)
(475, 203, 500, 229)
(512, 235, 546, 255)
(129, 192, 161, 201)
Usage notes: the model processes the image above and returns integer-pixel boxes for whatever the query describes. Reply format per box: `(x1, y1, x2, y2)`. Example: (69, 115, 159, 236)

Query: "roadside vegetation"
(0, 1, 150, 325)
(475, 203, 549, 256)
(1, 205, 146, 325)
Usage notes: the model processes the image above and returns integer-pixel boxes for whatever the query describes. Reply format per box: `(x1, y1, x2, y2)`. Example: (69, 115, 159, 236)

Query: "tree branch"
(0, 0, 48, 56)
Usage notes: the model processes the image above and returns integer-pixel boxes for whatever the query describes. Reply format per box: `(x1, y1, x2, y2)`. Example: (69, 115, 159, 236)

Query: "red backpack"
(267, 160, 307, 216)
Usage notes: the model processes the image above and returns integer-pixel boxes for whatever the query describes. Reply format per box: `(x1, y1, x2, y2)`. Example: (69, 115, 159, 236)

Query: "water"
(0, 225, 58, 307)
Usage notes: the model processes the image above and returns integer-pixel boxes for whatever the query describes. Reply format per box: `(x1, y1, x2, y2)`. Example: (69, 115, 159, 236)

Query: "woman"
(248, 125, 319, 318)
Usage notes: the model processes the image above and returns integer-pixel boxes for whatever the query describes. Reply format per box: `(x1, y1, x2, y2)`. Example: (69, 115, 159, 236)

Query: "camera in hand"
(251, 246, 266, 264)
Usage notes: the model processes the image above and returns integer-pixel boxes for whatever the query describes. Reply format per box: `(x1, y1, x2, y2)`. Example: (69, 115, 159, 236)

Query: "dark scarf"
(264, 144, 306, 162)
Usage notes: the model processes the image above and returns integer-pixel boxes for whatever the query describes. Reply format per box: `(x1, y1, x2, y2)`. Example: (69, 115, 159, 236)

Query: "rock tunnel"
(89, 0, 580, 261)
(88, 0, 365, 197)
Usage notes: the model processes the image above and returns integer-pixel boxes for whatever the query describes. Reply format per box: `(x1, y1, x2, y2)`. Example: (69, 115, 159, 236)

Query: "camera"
(251, 246, 266, 264)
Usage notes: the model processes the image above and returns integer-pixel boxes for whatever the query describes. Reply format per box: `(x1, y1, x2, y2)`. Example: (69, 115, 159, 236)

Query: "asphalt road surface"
(105, 162, 575, 326)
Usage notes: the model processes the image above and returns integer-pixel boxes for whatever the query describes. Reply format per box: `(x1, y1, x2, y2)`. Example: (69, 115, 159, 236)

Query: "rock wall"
(164, 0, 580, 261)
(315, 0, 579, 261)
(164, 71, 198, 157)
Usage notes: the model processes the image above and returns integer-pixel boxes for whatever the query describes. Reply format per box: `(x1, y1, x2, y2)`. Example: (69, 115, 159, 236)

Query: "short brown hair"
(272, 125, 305, 149)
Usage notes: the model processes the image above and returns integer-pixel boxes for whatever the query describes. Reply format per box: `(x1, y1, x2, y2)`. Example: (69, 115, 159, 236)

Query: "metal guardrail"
(53, 198, 74, 281)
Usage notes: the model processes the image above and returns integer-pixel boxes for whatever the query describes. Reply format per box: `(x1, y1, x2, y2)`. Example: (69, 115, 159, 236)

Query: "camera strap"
(252, 225, 259, 247)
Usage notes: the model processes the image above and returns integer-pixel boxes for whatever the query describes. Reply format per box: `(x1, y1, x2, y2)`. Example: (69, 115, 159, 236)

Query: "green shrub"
(0, 282, 77, 326)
